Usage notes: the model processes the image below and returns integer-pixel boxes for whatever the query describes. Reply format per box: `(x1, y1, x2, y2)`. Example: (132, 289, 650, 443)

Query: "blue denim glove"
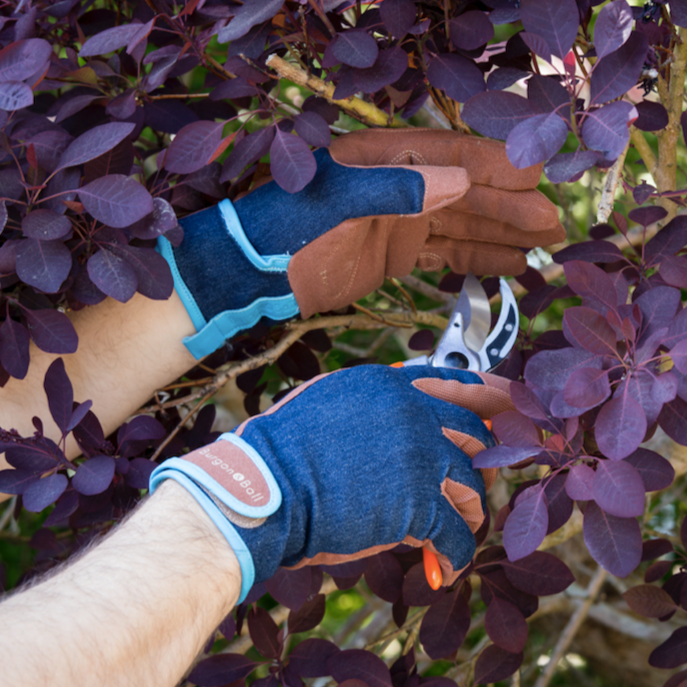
(149, 365, 508, 602)
(159, 129, 562, 359)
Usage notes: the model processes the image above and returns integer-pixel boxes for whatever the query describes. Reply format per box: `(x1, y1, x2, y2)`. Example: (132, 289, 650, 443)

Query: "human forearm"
(0, 480, 241, 687)
(1, 291, 197, 464)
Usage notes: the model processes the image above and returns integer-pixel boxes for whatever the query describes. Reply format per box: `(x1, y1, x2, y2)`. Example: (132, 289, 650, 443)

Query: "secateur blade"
(428, 274, 519, 372)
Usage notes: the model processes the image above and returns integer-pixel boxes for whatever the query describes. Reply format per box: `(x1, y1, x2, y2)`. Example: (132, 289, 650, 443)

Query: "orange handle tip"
(423, 547, 443, 590)
(390, 361, 405, 368)
(483, 419, 492, 431)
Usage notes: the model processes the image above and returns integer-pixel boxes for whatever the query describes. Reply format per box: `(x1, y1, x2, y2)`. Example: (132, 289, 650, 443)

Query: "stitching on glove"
(389, 149, 428, 165)
(417, 251, 443, 270)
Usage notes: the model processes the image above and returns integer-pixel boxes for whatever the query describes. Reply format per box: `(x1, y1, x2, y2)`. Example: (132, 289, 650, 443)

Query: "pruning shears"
(400, 273, 519, 590)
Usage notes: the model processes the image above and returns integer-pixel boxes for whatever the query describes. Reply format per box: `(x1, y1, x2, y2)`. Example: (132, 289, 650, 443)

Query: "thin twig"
(533, 566, 607, 687)
(597, 139, 630, 224)
(266, 54, 407, 128)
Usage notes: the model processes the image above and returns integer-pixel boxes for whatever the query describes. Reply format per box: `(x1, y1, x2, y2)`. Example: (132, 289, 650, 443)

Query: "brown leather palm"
(288, 128, 565, 318)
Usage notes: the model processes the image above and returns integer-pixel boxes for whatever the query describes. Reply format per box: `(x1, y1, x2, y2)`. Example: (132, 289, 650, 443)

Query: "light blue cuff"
(149, 468, 256, 602)
(157, 235, 207, 332)
(218, 199, 291, 272)
(183, 293, 300, 359)
(158, 200, 301, 359)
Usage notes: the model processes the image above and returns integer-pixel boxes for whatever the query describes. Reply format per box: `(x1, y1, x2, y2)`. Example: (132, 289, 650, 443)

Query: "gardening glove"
(149, 365, 515, 602)
(159, 128, 565, 359)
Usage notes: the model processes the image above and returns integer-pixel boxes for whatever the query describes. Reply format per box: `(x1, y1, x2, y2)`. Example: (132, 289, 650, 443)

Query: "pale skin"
(0, 293, 245, 687)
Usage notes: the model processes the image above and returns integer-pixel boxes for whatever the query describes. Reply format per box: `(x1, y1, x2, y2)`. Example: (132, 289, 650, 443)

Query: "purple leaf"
(125, 458, 156, 489)
(633, 181, 656, 205)
(596, 394, 647, 460)
(56, 94, 101, 124)
(629, 206, 668, 227)
(527, 74, 569, 112)
(67, 400, 93, 432)
(25, 309, 78, 354)
(217, 0, 284, 43)
(659, 396, 687, 445)
(590, 32, 649, 104)
(187, 654, 257, 687)
(519, 31, 553, 63)
(660, 255, 687, 290)
(15, 238, 71, 293)
(44, 358, 73, 434)
(645, 215, 687, 261)
(583, 501, 642, 577)
(129, 198, 178, 240)
(294, 112, 331, 148)
(419, 588, 471, 659)
(288, 593, 325, 634)
(503, 486, 549, 560)
(623, 584, 678, 619)
(0, 469, 38, 495)
(265, 566, 311, 611)
(23, 473, 68, 512)
(634, 101, 669, 132)
(56, 122, 135, 171)
(491, 411, 541, 447)
(327, 649, 392, 687)
(220, 126, 275, 183)
(564, 367, 611, 408)
(0, 317, 30, 379)
(332, 30, 378, 68)
(634, 442, 676, 489)
(270, 129, 316, 194)
(485, 597, 527, 653)
(210, 76, 259, 101)
(594, 0, 634, 60)
(544, 149, 598, 183)
(72, 455, 115, 496)
(289, 638, 339, 677)
(474, 645, 523, 684)
(592, 459, 645, 517)
(544, 472, 574, 532)
(355, 47, 408, 94)
(0, 38, 52, 81)
(473, 445, 542, 469)
(117, 415, 165, 446)
(506, 111, 568, 169)
(520, 0, 579, 58)
(248, 606, 281, 660)
(674, 0, 687, 29)
(449, 11, 494, 50)
(636, 286, 682, 341)
(43, 490, 79, 526)
(479, 567, 539, 618)
(106, 90, 137, 120)
(302, 96, 340, 125)
(563, 307, 618, 355)
(525, 348, 603, 391)
(79, 23, 144, 57)
(564, 259, 619, 313)
(462, 91, 539, 140)
(642, 538, 674, 562)
(565, 463, 595, 500)
(408, 329, 434, 351)
(108, 245, 173, 301)
(22, 210, 72, 240)
(78, 175, 153, 228)
(553, 240, 625, 265)
(488, 67, 527, 91)
(650, 627, 687, 669)
(87, 249, 138, 303)
(501, 551, 574, 595)
(364, 552, 404, 603)
(427, 53, 486, 104)
(0, 81, 33, 111)
(165, 120, 226, 175)
(380, 0, 416, 38)
(402, 562, 445, 607)
(581, 101, 638, 160)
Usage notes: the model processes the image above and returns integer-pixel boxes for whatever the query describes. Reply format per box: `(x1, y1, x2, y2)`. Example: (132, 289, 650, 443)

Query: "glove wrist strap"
(149, 433, 282, 602)
(157, 199, 300, 360)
